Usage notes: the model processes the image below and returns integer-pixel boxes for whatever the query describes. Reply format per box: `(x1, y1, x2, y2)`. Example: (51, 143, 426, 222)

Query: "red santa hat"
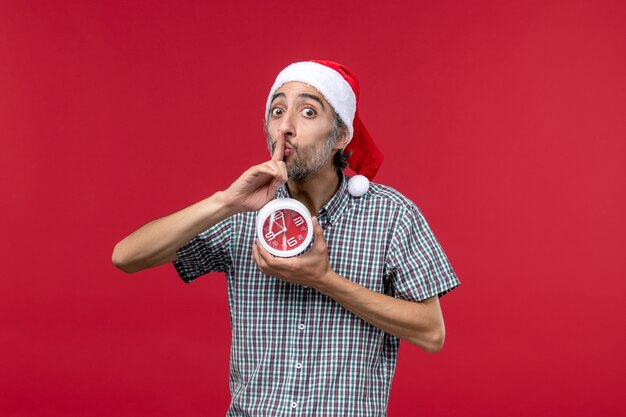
(266, 60, 384, 180)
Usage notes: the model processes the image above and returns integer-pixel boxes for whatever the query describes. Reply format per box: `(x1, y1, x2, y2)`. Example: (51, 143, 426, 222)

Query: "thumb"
(312, 216, 325, 240)
(311, 217, 329, 255)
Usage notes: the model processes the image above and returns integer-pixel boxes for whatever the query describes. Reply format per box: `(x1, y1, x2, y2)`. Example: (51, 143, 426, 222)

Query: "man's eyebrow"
(270, 92, 286, 105)
(269, 92, 326, 110)
(298, 93, 325, 109)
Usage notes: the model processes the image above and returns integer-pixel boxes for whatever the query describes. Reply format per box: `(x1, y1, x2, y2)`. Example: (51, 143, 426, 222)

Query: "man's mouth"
(284, 141, 295, 158)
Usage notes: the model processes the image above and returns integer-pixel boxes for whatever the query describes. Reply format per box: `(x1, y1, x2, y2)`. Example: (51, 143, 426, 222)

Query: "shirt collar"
(276, 172, 351, 228)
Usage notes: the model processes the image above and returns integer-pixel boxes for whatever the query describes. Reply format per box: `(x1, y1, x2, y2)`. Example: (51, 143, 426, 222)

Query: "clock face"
(256, 198, 313, 257)
(261, 209, 309, 252)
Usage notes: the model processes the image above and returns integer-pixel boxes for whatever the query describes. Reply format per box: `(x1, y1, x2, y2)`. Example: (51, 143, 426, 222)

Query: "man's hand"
(113, 135, 288, 273)
(223, 135, 288, 213)
(252, 216, 447, 352)
(253, 217, 334, 290)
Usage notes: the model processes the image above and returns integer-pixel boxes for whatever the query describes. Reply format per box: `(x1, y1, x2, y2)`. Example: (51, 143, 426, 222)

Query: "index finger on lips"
(271, 134, 285, 162)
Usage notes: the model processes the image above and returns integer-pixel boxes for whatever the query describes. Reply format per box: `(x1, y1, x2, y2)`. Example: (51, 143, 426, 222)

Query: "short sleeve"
(386, 204, 460, 301)
(172, 217, 232, 283)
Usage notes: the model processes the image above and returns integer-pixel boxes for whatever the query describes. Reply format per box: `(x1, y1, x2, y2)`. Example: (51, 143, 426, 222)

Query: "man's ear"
(333, 126, 350, 150)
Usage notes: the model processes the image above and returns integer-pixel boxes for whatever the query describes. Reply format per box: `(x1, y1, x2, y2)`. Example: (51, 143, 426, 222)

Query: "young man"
(113, 60, 460, 416)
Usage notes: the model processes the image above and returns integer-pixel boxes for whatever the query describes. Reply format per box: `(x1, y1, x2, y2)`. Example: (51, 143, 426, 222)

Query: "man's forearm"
(112, 191, 234, 273)
(316, 273, 446, 353)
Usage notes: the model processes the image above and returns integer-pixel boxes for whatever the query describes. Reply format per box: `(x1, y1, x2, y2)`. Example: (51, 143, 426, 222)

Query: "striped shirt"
(174, 175, 460, 416)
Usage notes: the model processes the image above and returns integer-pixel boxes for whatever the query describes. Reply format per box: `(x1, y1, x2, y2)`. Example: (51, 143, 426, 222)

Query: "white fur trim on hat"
(266, 61, 357, 142)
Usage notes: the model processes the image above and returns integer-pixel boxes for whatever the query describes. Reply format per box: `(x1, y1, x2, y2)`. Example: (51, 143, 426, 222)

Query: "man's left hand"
(253, 217, 333, 290)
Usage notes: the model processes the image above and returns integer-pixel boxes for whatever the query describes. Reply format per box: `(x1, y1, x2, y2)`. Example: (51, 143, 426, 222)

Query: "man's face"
(266, 82, 343, 180)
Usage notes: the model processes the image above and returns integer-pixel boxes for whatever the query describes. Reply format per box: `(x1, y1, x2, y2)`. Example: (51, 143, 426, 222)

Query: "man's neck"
(287, 164, 341, 216)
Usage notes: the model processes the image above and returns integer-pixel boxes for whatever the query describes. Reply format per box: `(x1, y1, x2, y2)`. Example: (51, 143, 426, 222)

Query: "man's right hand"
(223, 134, 288, 213)
(112, 135, 289, 273)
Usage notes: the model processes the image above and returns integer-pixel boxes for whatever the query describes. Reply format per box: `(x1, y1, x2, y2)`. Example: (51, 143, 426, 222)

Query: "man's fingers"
(275, 160, 287, 185)
(252, 242, 262, 268)
(313, 217, 323, 236)
(254, 240, 286, 276)
(312, 217, 325, 243)
(254, 240, 271, 264)
(246, 161, 285, 187)
(311, 217, 329, 255)
(253, 241, 271, 272)
(271, 134, 285, 162)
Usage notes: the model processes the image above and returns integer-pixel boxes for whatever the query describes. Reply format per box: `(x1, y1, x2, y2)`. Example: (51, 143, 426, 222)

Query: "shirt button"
(295, 362, 302, 369)
(291, 402, 297, 409)
(298, 323, 305, 330)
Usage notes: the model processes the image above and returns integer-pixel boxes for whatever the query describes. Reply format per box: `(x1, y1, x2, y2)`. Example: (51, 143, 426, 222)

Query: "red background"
(2, 0, 625, 416)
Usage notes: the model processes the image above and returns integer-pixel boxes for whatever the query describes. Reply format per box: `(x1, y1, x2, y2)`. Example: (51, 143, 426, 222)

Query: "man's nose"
(277, 111, 295, 139)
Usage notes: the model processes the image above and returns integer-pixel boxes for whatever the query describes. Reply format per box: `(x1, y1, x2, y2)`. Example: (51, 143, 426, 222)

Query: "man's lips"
(284, 144, 293, 157)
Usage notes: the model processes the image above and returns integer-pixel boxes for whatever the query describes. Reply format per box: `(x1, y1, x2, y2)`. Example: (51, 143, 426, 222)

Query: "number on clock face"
(261, 209, 308, 251)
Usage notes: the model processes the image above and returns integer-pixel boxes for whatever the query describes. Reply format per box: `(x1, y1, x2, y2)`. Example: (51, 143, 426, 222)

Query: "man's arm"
(112, 192, 233, 273)
(253, 217, 446, 353)
(314, 273, 445, 353)
(112, 137, 288, 273)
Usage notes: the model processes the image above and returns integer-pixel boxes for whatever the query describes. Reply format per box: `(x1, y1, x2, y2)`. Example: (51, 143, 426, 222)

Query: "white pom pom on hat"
(266, 60, 384, 181)
(347, 174, 370, 197)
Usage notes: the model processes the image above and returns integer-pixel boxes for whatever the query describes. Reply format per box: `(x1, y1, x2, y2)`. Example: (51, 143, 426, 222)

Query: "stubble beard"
(266, 132, 337, 181)
(287, 138, 335, 180)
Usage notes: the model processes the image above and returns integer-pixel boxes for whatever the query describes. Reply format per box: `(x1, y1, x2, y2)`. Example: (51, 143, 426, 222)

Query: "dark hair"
(330, 113, 351, 171)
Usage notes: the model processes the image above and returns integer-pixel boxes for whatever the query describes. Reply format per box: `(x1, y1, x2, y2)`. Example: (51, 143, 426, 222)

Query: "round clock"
(256, 198, 314, 257)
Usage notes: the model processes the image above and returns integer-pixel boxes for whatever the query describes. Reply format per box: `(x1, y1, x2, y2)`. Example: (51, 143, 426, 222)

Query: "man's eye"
(271, 108, 283, 117)
(302, 108, 316, 117)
